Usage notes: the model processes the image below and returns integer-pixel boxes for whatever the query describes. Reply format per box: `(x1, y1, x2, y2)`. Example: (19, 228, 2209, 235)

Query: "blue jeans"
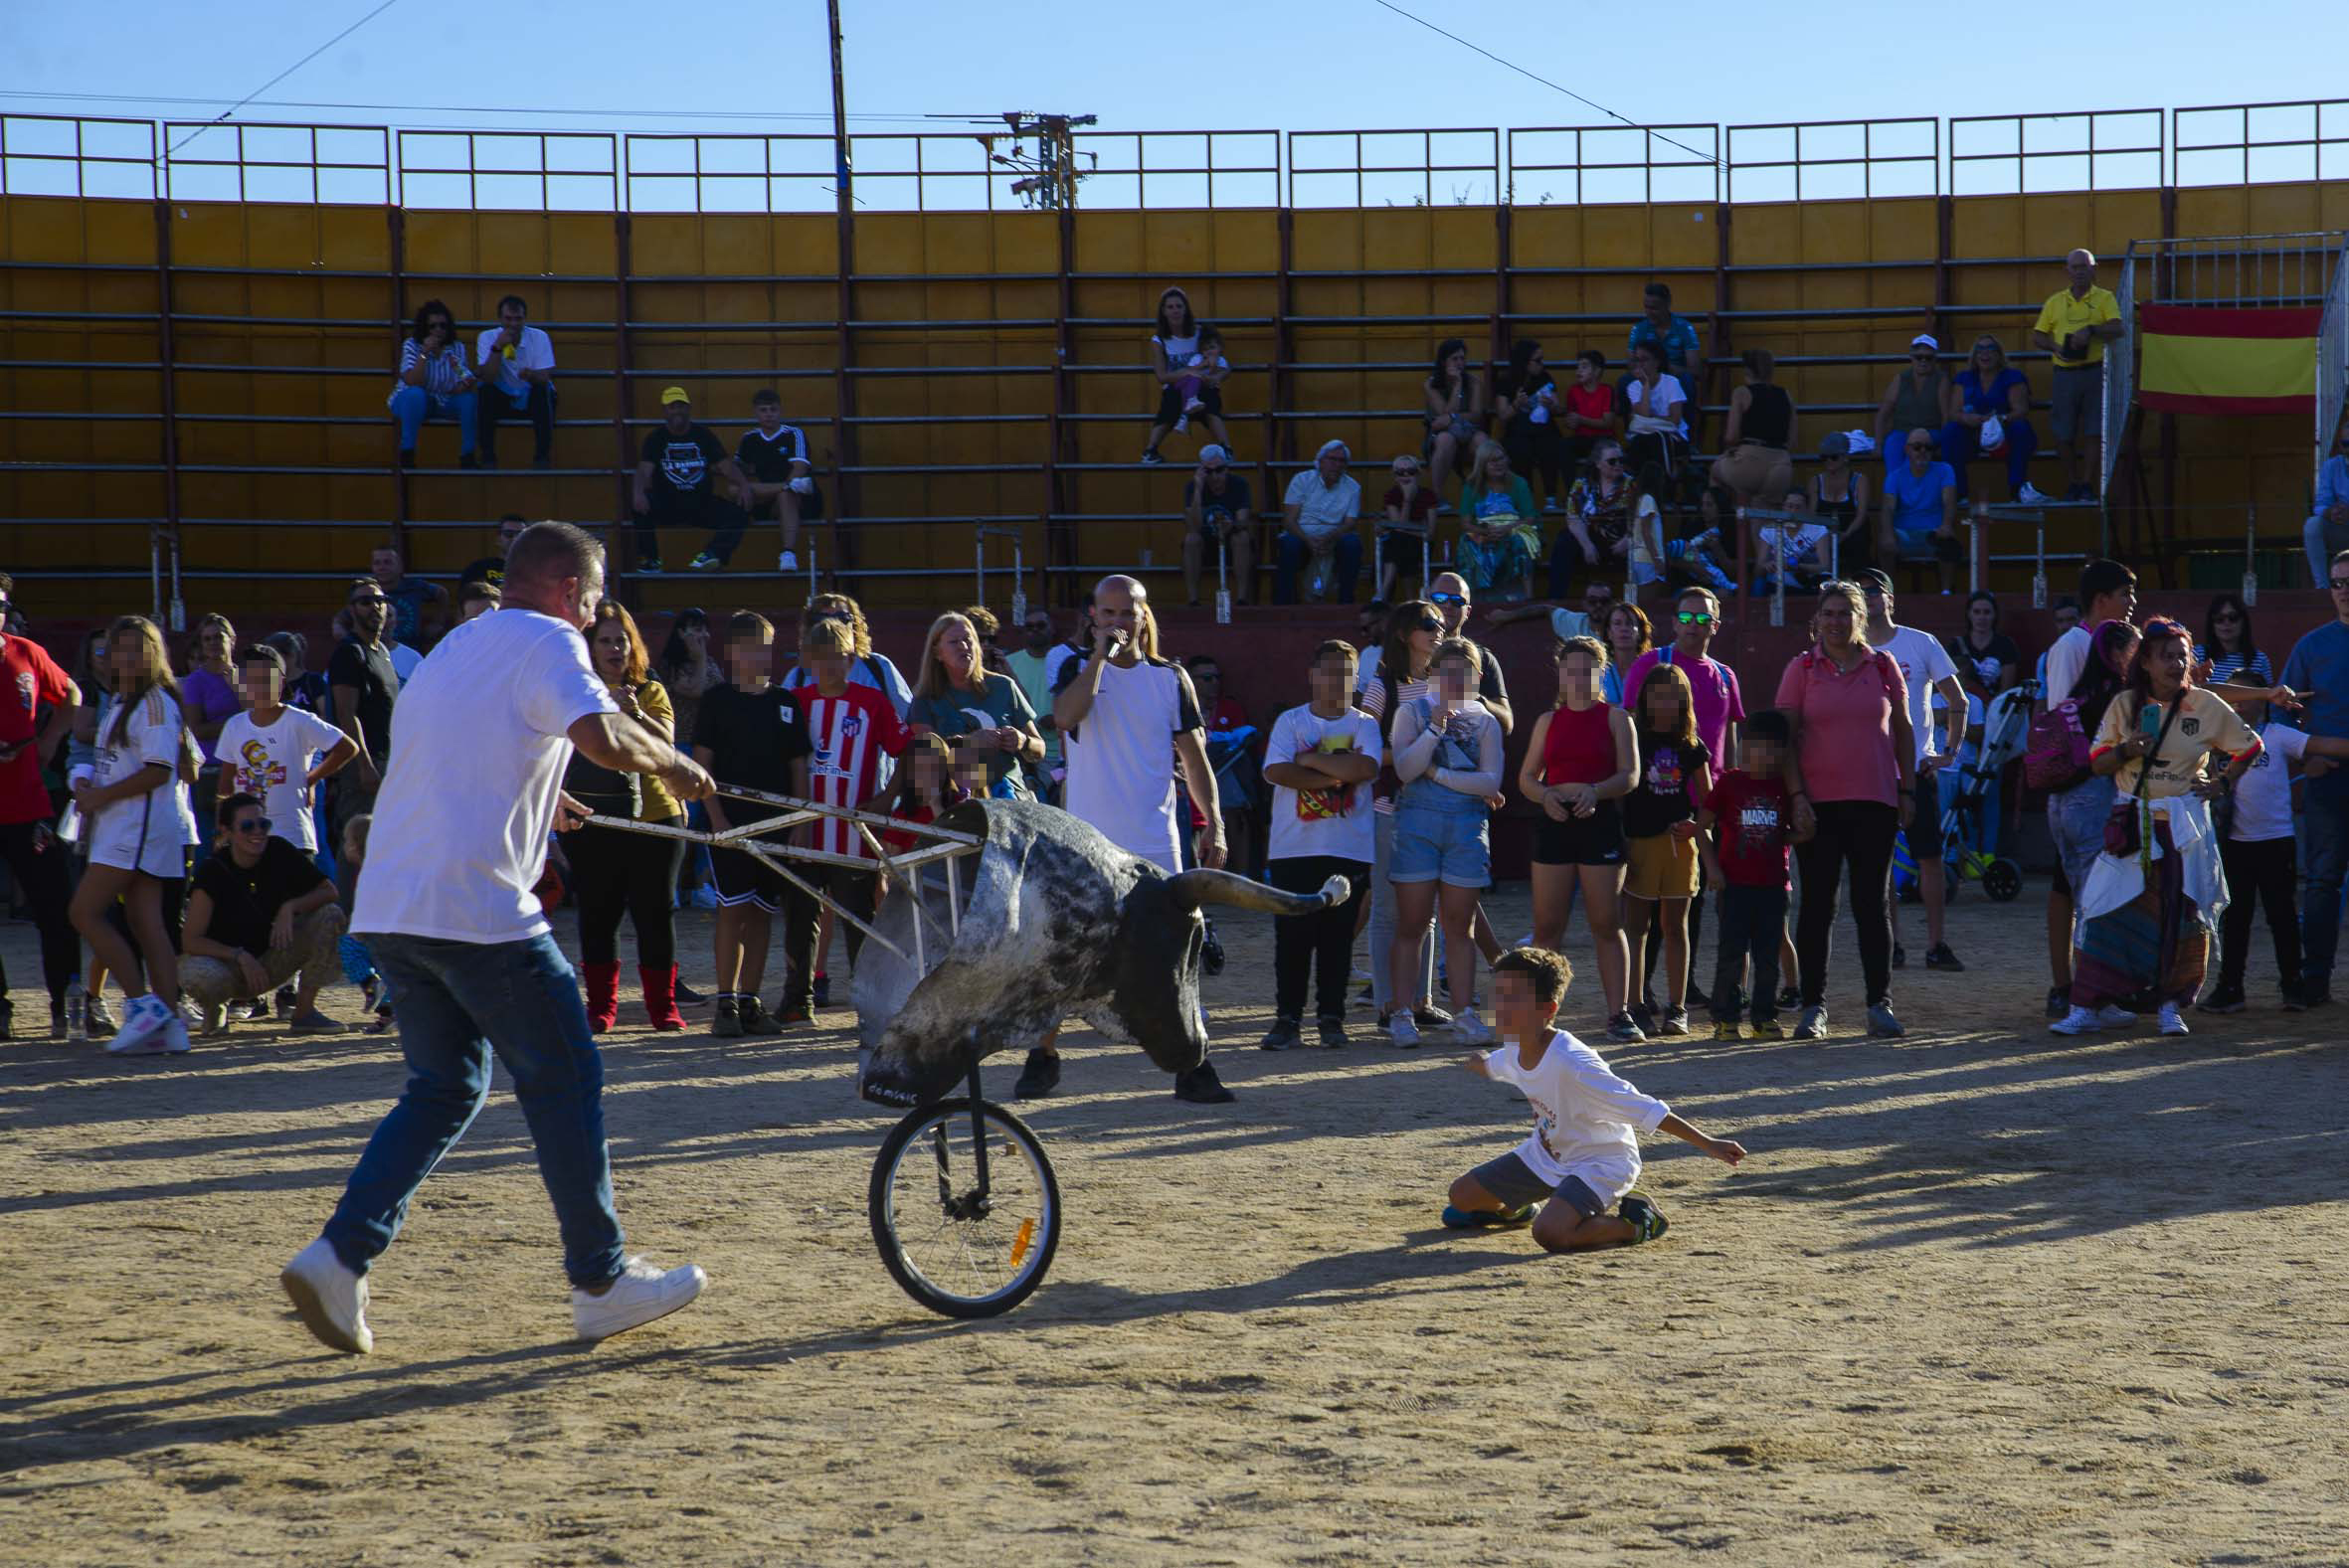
(1273, 531, 1362, 604)
(2048, 774, 2116, 901)
(2303, 511, 2349, 588)
(389, 385, 478, 457)
(322, 931, 625, 1288)
(2300, 792, 2349, 992)
(1936, 416, 2039, 501)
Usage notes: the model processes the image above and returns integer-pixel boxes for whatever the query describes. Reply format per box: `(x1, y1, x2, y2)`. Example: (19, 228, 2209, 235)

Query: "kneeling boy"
(1446, 947, 1745, 1251)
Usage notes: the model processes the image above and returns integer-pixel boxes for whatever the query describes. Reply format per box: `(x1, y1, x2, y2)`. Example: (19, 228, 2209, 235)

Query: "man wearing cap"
(1276, 440, 1364, 605)
(2031, 249, 2122, 501)
(1874, 334, 1953, 476)
(1181, 444, 1255, 608)
(631, 388, 753, 574)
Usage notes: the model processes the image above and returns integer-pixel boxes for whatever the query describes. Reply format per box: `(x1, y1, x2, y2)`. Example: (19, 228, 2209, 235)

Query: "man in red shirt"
(777, 613, 910, 1025)
(0, 575, 85, 1038)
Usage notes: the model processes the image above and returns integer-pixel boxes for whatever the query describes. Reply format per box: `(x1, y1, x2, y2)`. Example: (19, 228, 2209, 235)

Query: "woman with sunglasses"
(1551, 438, 1636, 600)
(2197, 593, 2270, 689)
(1938, 335, 2044, 503)
(1873, 333, 1950, 478)
(1379, 454, 1440, 602)
(387, 298, 478, 468)
(1808, 432, 1874, 577)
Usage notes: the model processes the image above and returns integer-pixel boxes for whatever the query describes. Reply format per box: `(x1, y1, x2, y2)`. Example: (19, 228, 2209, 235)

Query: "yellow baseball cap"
(659, 386, 690, 406)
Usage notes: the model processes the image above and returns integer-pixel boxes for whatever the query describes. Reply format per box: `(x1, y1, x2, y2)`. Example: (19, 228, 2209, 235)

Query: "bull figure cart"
(589, 787, 1346, 1318)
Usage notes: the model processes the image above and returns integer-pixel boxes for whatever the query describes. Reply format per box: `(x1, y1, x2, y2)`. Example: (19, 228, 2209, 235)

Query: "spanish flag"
(2136, 304, 2321, 417)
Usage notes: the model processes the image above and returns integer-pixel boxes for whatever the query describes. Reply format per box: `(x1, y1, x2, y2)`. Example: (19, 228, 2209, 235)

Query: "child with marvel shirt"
(1444, 947, 1746, 1250)
(1695, 708, 1802, 1039)
(1257, 639, 1380, 1050)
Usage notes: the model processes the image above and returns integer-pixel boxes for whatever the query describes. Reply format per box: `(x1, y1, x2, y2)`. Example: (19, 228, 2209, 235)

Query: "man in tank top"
(1028, 574, 1235, 1107)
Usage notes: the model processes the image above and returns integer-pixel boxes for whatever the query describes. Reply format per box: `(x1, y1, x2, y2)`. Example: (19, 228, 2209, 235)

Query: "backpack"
(2024, 700, 2093, 792)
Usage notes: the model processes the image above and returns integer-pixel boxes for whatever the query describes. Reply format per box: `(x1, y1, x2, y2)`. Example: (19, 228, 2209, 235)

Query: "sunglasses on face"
(1429, 592, 1467, 607)
(1202, 464, 1227, 474)
(1598, 454, 1622, 466)
(234, 817, 272, 834)
(1677, 610, 1715, 626)
(2331, 578, 2349, 592)
(1414, 617, 1443, 633)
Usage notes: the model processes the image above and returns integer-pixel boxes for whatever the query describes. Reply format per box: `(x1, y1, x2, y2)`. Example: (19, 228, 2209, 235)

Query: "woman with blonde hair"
(1938, 333, 2042, 503)
(560, 602, 690, 1033)
(908, 610, 1044, 800)
(782, 591, 911, 719)
(69, 616, 192, 1054)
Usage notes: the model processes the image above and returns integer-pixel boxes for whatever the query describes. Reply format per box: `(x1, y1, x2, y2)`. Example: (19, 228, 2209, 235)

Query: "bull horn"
(1165, 868, 1349, 916)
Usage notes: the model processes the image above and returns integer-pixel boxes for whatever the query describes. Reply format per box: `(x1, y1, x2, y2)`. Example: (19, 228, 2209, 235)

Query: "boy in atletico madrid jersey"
(777, 613, 910, 1024)
(1694, 708, 1803, 1040)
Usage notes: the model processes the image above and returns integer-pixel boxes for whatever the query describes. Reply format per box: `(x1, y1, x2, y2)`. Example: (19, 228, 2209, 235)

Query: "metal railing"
(4, 101, 2346, 210)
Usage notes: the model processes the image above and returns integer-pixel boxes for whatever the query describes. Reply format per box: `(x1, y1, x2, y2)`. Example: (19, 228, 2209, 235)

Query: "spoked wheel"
(869, 1097, 1061, 1318)
(1982, 856, 2024, 902)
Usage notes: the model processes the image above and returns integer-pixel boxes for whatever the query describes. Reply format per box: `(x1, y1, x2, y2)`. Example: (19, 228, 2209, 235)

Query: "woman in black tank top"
(1715, 348, 1795, 508)
(1809, 430, 1874, 573)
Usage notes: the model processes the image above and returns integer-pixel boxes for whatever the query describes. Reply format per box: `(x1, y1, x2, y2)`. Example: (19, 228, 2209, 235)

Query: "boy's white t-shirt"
(2229, 722, 2307, 842)
(352, 609, 618, 944)
(2042, 623, 2093, 707)
(1882, 624, 1957, 766)
(218, 705, 348, 854)
(1483, 1030, 1670, 1190)
(1265, 703, 1380, 865)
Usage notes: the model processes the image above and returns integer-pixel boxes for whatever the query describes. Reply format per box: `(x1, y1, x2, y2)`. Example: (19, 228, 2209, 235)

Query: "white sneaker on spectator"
(2157, 1002, 2190, 1036)
(1387, 1011, 1421, 1048)
(2050, 1004, 2100, 1036)
(280, 1237, 373, 1354)
(161, 1010, 192, 1054)
(778, 550, 798, 573)
(2018, 481, 2054, 504)
(573, 1256, 707, 1342)
(102, 993, 173, 1055)
(1449, 1006, 1496, 1046)
(1172, 415, 1189, 434)
(2094, 1003, 2137, 1028)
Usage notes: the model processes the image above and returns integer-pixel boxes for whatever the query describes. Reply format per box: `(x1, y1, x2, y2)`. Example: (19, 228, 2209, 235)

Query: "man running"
(281, 521, 716, 1353)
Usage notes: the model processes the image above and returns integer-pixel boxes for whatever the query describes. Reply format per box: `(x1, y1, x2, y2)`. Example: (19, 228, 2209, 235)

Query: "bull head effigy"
(854, 799, 1347, 1107)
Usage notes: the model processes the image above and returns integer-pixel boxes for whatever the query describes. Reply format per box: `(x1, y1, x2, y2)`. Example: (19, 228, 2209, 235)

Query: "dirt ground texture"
(2, 877, 2345, 1567)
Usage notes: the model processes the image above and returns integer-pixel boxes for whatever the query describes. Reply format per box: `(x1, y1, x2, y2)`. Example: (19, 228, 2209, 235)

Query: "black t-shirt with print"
(1622, 728, 1713, 840)
(192, 837, 330, 956)
(736, 424, 811, 484)
(640, 425, 730, 497)
(326, 636, 398, 761)
(691, 682, 812, 820)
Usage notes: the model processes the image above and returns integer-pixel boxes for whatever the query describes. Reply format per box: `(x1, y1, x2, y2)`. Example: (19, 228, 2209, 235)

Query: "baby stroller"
(1894, 681, 2032, 904)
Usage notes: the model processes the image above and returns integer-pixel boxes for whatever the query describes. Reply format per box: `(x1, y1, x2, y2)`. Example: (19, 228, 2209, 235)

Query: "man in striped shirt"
(777, 613, 910, 1025)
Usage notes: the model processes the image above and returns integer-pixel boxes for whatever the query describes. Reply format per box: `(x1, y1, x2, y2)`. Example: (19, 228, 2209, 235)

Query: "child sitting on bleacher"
(1172, 326, 1228, 435)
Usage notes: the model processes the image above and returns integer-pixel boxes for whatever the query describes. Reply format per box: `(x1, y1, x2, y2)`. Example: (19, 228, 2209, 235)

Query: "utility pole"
(995, 112, 1097, 210)
(825, 0, 859, 580)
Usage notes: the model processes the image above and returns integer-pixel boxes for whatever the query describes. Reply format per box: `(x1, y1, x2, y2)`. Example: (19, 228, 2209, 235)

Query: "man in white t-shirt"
(281, 522, 717, 1358)
(1031, 573, 1233, 1107)
(1861, 571, 1966, 970)
(474, 294, 557, 468)
(217, 641, 356, 859)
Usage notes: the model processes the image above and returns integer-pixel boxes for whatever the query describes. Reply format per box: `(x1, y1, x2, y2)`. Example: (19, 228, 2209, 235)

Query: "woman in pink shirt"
(1775, 581, 1915, 1041)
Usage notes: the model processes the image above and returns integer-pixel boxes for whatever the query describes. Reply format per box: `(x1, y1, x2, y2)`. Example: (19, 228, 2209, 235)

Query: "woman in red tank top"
(1516, 634, 1642, 1040)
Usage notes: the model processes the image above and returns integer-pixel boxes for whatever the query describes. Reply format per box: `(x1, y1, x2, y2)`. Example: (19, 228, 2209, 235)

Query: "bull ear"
(1164, 868, 1347, 916)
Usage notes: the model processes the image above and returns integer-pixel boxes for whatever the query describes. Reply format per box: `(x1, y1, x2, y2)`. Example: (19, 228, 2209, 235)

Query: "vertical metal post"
(2032, 525, 2048, 610)
(827, 0, 860, 585)
(1969, 500, 1988, 594)
(611, 211, 636, 569)
(2243, 504, 2259, 608)
(387, 206, 411, 563)
(1491, 204, 1511, 386)
(151, 198, 183, 584)
(1043, 204, 1075, 604)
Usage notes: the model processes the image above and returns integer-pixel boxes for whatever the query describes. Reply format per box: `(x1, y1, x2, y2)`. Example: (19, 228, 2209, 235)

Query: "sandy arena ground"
(3, 879, 2346, 1566)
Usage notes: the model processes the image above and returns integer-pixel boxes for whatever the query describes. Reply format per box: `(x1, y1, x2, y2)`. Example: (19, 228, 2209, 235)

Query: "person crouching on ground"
(180, 791, 347, 1035)
(1444, 947, 1746, 1250)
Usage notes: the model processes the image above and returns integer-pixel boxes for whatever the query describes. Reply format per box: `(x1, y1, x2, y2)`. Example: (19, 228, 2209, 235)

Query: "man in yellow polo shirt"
(2031, 248, 2123, 501)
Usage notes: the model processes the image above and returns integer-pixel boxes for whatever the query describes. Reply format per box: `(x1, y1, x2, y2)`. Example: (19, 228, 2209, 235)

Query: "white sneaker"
(1172, 415, 1189, 434)
(778, 550, 798, 572)
(2018, 481, 2053, 504)
(2050, 1004, 2101, 1036)
(1448, 1006, 1496, 1046)
(1387, 1011, 1422, 1048)
(102, 993, 174, 1055)
(2094, 1003, 2138, 1029)
(572, 1256, 707, 1343)
(161, 1009, 193, 1054)
(2157, 1002, 2190, 1036)
(280, 1237, 373, 1354)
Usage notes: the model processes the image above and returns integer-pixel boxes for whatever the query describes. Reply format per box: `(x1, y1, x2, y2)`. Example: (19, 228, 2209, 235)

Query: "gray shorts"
(1467, 1152, 1609, 1218)
(2050, 364, 2104, 442)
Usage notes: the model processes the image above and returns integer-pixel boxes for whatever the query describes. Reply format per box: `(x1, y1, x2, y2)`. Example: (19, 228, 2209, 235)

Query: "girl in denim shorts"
(1386, 638, 1506, 1046)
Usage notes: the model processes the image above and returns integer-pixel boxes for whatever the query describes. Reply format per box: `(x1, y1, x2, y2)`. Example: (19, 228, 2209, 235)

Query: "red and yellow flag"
(2136, 304, 2321, 416)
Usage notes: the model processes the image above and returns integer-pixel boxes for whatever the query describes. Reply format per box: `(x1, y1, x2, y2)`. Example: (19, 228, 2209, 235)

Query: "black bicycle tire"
(868, 1097, 1062, 1319)
(1983, 856, 2024, 902)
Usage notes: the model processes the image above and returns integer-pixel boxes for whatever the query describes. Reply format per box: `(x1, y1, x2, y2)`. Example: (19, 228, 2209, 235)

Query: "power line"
(164, 0, 408, 156)
(2, 89, 967, 127)
(1365, 0, 1724, 173)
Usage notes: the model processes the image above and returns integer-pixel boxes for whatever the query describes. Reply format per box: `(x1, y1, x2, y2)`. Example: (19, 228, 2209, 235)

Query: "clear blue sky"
(5, 1, 2342, 210)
